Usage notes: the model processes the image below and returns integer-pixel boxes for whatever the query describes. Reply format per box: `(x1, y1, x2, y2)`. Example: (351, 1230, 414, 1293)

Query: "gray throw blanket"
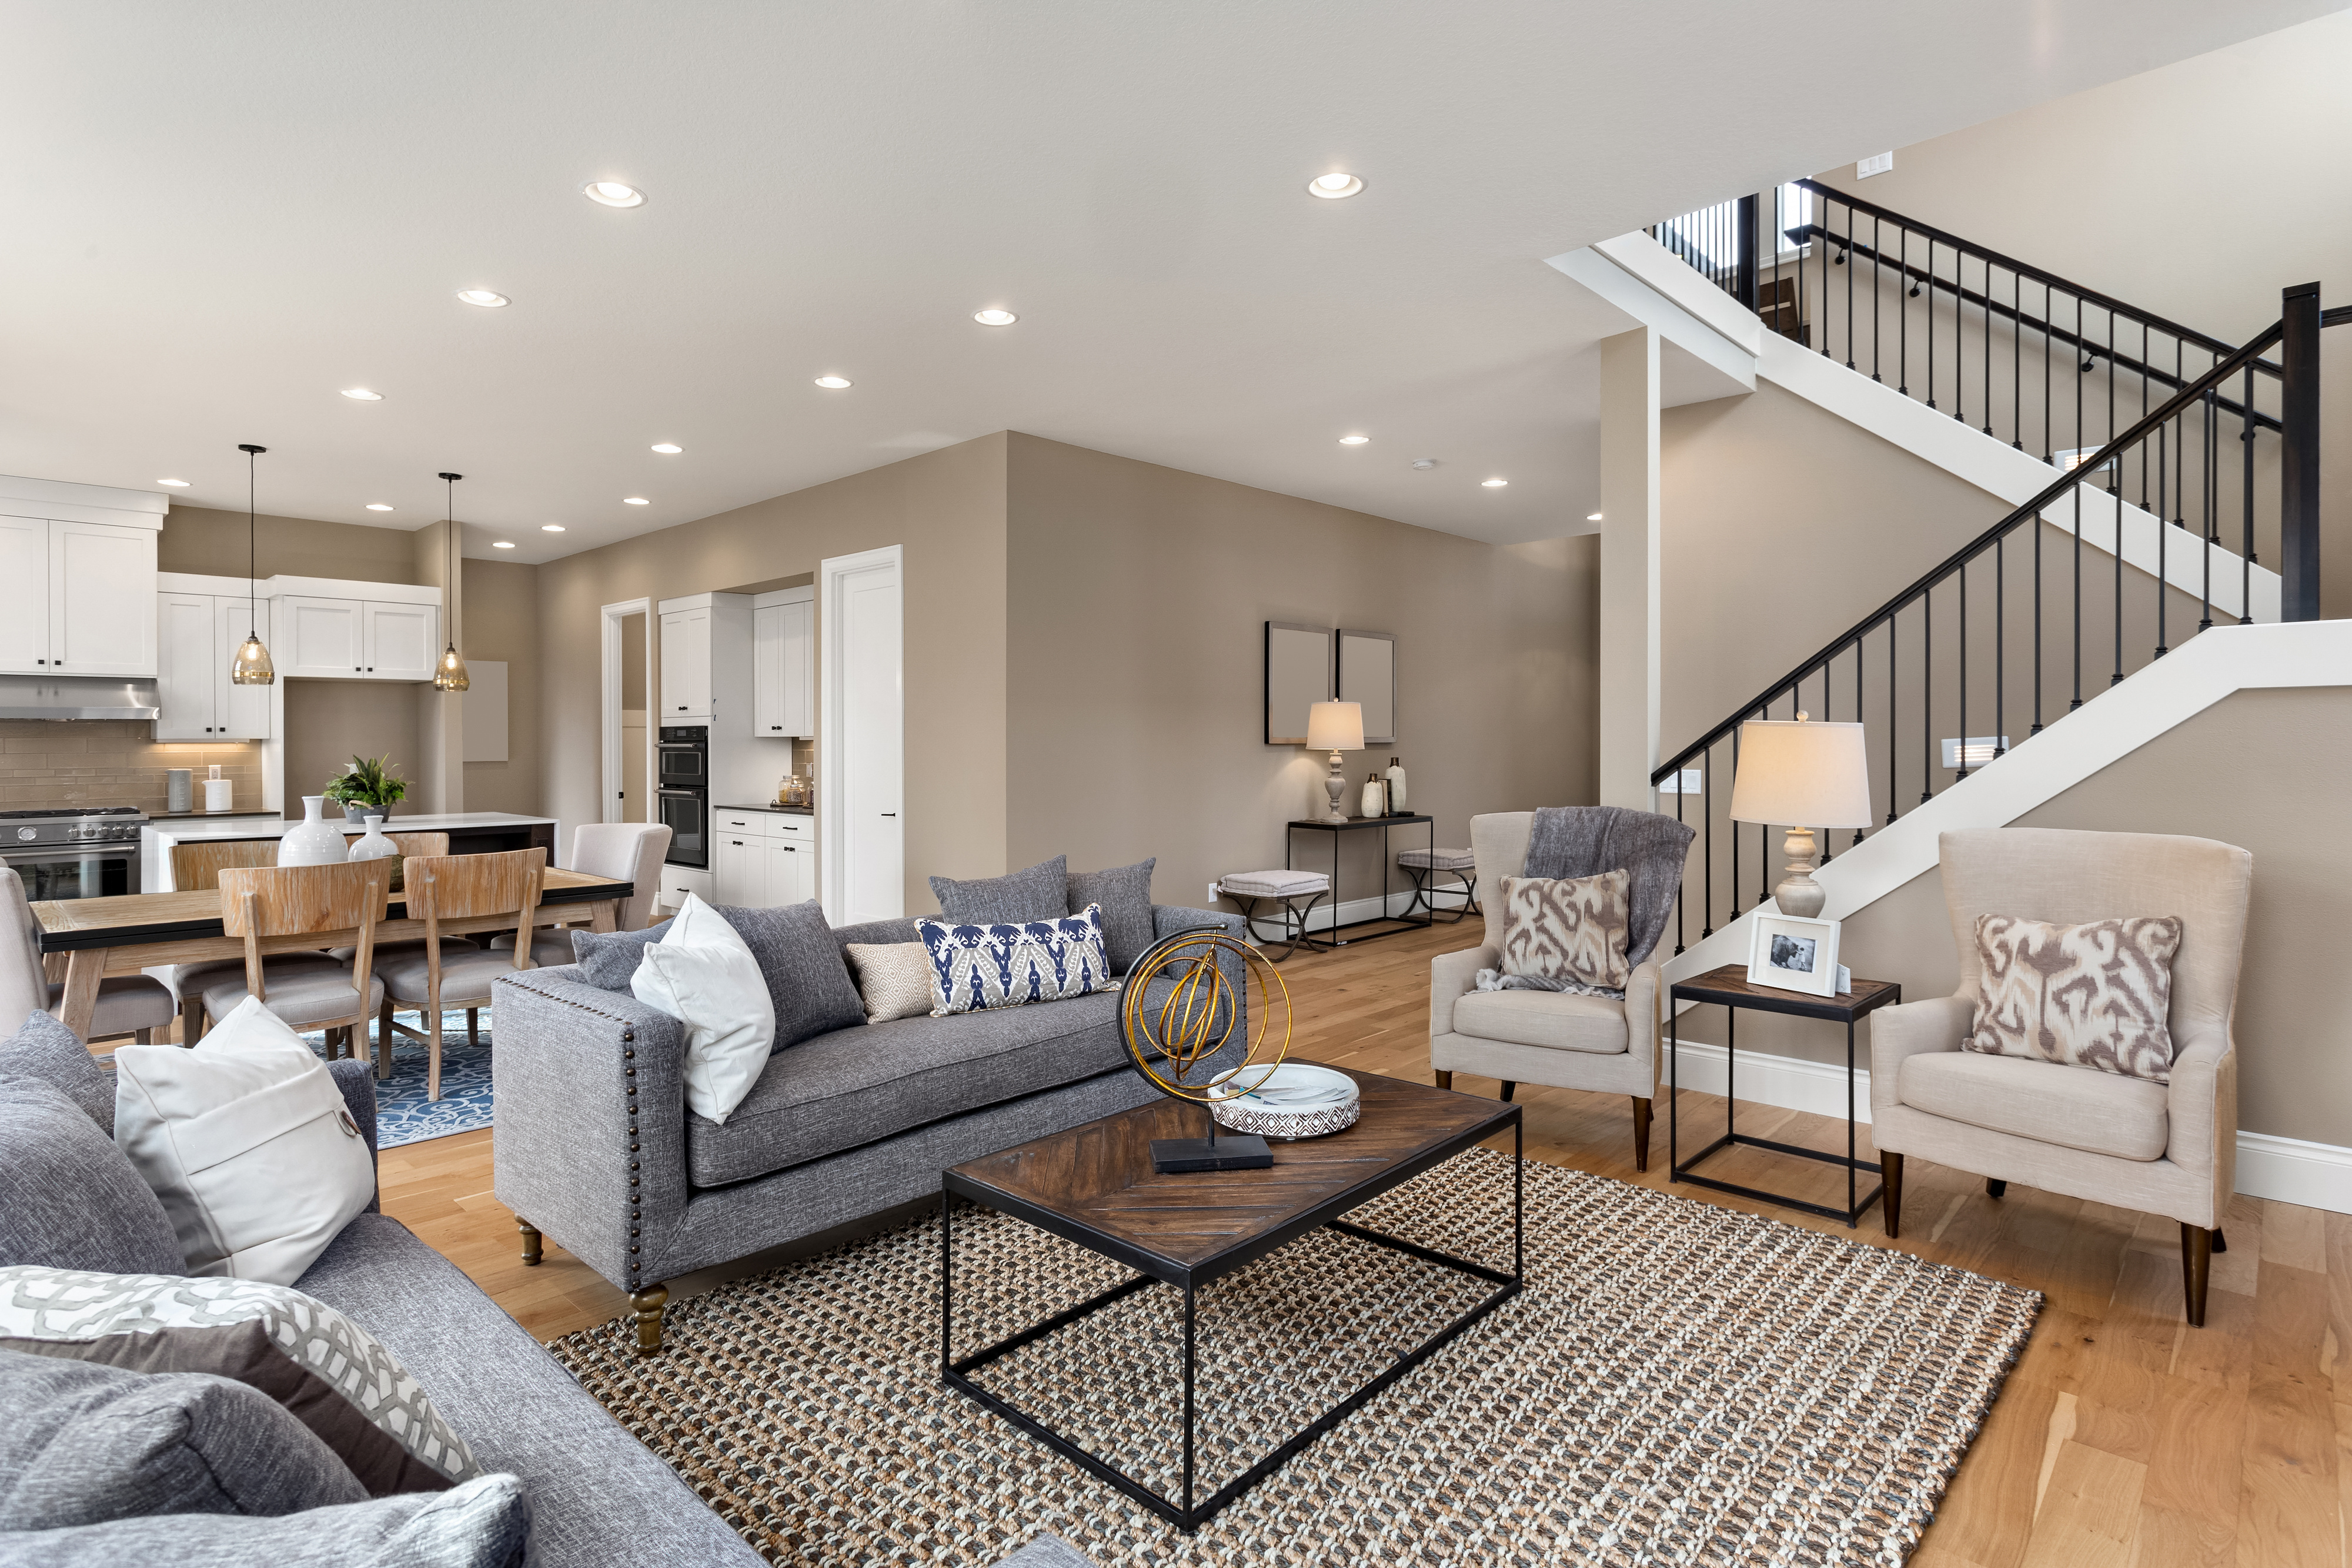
(1476, 805, 1697, 997)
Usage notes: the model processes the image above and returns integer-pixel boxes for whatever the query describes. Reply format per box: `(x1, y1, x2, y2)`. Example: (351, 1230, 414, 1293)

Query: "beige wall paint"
(534, 434, 1010, 912)
(1681, 686, 2352, 1147)
(460, 557, 541, 817)
(0, 721, 259, 815)
(159, 504, 423, 585)
(282, 680, 421, 819)
(1003, 433, 1598, 917)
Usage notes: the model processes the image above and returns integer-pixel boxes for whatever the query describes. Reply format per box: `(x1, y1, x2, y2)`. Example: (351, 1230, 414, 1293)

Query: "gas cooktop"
(0, 805, 148, 848)
(0, 806, 145, 819)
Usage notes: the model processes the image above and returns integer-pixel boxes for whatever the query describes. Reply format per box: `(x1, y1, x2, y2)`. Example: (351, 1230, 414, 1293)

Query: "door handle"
(880, 813, 896, 817)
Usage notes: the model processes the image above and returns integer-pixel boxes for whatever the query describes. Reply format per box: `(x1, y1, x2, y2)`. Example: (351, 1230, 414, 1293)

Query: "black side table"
(1283, 814, 1435, 947)
(1666, 963, 1901, 1227)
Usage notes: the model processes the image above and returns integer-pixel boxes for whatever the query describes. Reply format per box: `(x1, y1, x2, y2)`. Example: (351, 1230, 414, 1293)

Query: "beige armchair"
(1872, 827, 2250, 1326)
(1428, 812, 1663, 1171)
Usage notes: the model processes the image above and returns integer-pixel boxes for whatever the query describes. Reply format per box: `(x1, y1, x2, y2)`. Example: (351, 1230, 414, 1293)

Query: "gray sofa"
(0, 1038, 760, 1568)
(492, 904, 1245, 1353)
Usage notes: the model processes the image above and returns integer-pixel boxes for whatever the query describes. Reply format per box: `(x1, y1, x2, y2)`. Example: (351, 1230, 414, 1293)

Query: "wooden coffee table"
(941, 1066, 1521, 1532)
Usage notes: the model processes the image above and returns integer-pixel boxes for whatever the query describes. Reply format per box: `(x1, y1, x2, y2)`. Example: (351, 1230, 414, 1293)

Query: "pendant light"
(228, 444, 276, 685)
(431, 471, 470, 691)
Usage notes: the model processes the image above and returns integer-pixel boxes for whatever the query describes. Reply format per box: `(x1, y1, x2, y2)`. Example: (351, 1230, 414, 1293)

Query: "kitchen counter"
(145, 809, 280, 821)
(142, 812, 562, 892)
(714, 803, 813, 815)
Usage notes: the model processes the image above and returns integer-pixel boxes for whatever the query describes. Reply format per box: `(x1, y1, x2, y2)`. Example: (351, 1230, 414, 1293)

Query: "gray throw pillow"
(930, 855, 1068, 925)
(0, 1011, 114, 1135)
(1067, 858, 1157, 974)
(0, 1347, 367, 1528)
(0, 1076, 185, 1277)
(717, 900, 870, 1051)
(569, 920, 673, 991)
(0, 1471, 531, 1567)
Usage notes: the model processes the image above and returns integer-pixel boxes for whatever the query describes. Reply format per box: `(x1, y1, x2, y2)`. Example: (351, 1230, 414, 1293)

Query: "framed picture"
(1336, 628, 1396, 745)
(1746, 914, 1842, 997)
(1264, 622, 1332, 745)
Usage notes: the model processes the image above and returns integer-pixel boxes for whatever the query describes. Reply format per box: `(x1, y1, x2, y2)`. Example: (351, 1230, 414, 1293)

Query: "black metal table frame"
(940, 1111, 1522, 1533)
(1282, 813, 1435, 948)
(1667, 979, 1899, 1228)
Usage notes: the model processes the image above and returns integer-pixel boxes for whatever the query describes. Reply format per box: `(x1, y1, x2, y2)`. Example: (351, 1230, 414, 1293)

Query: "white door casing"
(600, 599, 654, 828)
(820, 545, 903, 922)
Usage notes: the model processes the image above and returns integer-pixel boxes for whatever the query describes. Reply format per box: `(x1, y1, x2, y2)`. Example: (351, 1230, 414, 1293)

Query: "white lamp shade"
(1305, 701, 1365, 752)
(1727, 719, 1873, 828)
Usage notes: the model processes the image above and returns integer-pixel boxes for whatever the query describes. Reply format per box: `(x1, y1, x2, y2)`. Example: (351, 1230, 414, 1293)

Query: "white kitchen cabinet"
(709, 808, 813, 908)
(213, 597, 272, 738)
(713, 829, 763, 907)
(156, 594, 276, 740)
(660, 608, 713, 719)
(0, 517, 49, 674)
(280, 596, 367, 677)
(751, 589, 813, 739)
(764, 837, 811, 907)
(1, 516, 158, 677)
(363, 600, 437, 680)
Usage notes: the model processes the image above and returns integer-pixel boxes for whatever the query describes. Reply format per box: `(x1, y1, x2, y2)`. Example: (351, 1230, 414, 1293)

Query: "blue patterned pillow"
(916, 904, 1118, 1016)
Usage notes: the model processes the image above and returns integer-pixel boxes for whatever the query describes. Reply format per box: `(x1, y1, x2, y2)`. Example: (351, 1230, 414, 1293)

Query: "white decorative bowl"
(1207, 1063, 1361, 1141)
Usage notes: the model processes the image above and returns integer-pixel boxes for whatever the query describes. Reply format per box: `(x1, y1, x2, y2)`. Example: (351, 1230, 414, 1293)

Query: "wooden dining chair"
(167, 840, 320, 1044)
(198, 860, 392, 1057)
(1, 867, 176, 1044)
(376, 848, 546, 1099)
(328, 831, 462, 963)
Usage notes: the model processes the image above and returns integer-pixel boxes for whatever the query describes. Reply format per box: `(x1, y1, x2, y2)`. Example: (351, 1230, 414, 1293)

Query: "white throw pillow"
(111, 995, 376, 1285)
(630, 893, 777, 1124)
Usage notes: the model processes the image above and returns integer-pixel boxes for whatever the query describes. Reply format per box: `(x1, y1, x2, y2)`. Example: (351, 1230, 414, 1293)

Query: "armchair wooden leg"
(1986, 1178, 2007, 1199)
(517, 1219, 542, 1267)
(630, 1284, 669, 1356)
(2213, 1228, 2227, 1254)
(2180, 1224, 2213, 1327)
(1499, 1081, 1516, 1104)
(1631, 1096, 1652, 1174)
(1434, 1071, 1454, 1091)
(1882, 1152, 1905, 1239)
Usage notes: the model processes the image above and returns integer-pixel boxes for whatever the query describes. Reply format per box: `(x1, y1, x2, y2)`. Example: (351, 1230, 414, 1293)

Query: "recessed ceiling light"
(492, 540, 516, 549)
(1411, 459, 1437, 471)
(583, 180, 645, 208)
(973, 308, 1018, 326)
(650, 442, 683, 454)
(366, 503, 394, 511)
(541, 524, 565, 532)
(1482, 477, 1509, 488)
(456, 289, 509, 307)
(623, 496, 650, 505)
(341, 387, 383, 401)
(157, 477, 190, 487)
(813, 375, 852, 389)
(1587, 511, 1603, 521)
(1308, 172, 1365, 199)
(1338, 434, 1370, 446)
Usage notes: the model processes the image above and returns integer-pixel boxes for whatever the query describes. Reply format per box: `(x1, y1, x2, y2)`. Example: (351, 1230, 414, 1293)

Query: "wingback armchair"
(1872, 828, 2250, 1326)
(1428, 812, 1663, 1171)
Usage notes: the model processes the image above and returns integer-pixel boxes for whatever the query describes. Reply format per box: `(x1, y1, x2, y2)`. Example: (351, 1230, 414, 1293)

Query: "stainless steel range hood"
(0, 674, 162, 721)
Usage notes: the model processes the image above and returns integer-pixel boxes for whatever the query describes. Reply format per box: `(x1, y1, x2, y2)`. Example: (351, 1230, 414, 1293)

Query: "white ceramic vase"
(346, 815, 399, 865)
(279, 795, 350, 867)
(1385, 758, 1408, 813)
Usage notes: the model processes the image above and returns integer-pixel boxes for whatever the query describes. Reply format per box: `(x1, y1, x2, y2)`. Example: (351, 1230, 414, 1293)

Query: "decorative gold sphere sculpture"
(1119, 929, 1293, 1104)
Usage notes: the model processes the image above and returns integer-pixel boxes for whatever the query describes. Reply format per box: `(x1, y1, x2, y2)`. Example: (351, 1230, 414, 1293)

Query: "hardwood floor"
(384, 917, 2346, 1564)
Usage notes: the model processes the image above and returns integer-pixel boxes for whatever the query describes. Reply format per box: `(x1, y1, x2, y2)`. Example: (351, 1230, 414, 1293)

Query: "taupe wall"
(1003, 433, 1599, 916)
(1679, 686, 2352, 1146)
(282, 681, 420, 815)
(460, 558, 541, 817)
(535, 434, 1010, 912)
(160, 504, 424, 585)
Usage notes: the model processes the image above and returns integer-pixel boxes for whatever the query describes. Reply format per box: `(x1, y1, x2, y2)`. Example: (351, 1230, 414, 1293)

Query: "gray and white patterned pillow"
(1962, 913, 2182, 1082)
(1498, 871, 1632, 993)
(916, 905, 1118, 1017)
(844, 943, 934, 1024)
(0, 1266, 479, 1494)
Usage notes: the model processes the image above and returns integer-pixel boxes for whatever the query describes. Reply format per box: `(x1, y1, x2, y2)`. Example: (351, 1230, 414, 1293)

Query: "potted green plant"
(323, 753, 409, 824)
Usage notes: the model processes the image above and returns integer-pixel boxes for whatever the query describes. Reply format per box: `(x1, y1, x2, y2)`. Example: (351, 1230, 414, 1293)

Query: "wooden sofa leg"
(630, 1284, 670, 1356)
(517, 1219, 542, 1267)
(2181, 1225, 2212, 1328)
(1631, 1096, 1652, 1174)
(1434, 1071, 1454, 1091)
(1882, 1152, 1905, 1239)
(1499, 1081, 1516, 1104)
(1986, 1178, 2007, 1199)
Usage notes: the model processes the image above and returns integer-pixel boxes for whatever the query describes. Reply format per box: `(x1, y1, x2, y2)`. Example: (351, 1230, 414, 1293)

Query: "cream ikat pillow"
(1498, 870, 1632, 993)
(1961, 912, 2183, 1082)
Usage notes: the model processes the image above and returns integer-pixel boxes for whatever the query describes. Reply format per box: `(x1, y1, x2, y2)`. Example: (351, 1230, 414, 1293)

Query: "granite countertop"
(714, 803, 814, 815)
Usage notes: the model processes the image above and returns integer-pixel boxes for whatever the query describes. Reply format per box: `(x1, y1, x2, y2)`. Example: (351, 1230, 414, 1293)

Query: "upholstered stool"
(1398, 847, 1479, 922)
(1218, 870, 1331, 962)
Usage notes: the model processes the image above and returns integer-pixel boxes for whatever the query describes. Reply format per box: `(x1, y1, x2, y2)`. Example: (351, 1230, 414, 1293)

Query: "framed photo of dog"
(1746, 913, 1842, 997)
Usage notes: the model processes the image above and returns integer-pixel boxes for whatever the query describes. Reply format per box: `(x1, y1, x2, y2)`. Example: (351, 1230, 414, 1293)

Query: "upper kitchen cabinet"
(363, 600, 436, 681)
(156, 591, 271, 740)
(0, 493, 164, 679)
(659, 607, 712, 718)
(270, 591, 439, 680)
(657, 592, 751, 723)
(0, 516, 46, 674)
(751, 586, 814, 739)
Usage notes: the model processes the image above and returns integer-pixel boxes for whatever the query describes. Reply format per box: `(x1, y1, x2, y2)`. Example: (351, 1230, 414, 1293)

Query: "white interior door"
(0, 517, 47, 673)
(824, 548, 903, 922)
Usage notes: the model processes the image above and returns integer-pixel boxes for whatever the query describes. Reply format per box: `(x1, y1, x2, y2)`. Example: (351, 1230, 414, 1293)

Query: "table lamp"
(1305, 701, 1365, 824)
(1727, 713, 1872, 918)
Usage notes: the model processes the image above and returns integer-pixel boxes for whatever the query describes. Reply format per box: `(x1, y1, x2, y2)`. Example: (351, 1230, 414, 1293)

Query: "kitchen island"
(141, 811, 561, 892)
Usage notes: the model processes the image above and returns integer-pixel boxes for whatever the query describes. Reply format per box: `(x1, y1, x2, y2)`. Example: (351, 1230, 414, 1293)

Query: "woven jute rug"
(549, 1148, 2039, 1567)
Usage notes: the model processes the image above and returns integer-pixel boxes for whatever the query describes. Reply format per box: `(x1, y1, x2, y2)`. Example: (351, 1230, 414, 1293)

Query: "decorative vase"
(1385, 757, 1408, 814)
(342, 800, 394, 824)
(279, 795, 350, 867)
(1361, 774, 1385, 820)
(347, 815, 398, 864)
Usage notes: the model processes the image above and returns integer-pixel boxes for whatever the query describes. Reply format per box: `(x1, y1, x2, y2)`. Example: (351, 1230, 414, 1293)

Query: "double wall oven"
(1, 807, 146, 902)
(656, 726, 709, 870)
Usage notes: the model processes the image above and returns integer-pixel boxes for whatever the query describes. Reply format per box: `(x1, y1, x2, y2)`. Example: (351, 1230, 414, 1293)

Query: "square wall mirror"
(1337, 629, 1396, 745)
(1264, 622, 1332, 745)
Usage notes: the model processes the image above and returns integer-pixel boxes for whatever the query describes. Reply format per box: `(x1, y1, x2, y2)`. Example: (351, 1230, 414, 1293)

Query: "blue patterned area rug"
(301, 1011, 495, 1149)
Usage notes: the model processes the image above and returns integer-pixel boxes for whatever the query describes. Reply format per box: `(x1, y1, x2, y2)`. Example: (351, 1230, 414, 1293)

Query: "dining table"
(33, 867, 634, 1041)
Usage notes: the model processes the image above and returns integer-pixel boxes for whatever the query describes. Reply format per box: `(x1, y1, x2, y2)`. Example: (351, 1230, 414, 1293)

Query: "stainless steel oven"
(656, 726, 710, 870)
(0, 807, 146, 902)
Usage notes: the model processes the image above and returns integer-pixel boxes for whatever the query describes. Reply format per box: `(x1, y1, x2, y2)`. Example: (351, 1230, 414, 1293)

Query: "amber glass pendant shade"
(230, 443, 276, 686)
(433, 644, 470, 692)
(230, 633, 276, 686)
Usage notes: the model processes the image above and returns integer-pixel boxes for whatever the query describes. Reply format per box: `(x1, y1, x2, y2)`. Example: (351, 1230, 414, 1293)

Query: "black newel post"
(1735, 193, 1761, 313)
(2280, 281, 2322, 621)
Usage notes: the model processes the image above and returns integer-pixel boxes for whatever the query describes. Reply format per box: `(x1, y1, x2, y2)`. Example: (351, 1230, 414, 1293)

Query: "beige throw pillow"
(1499, 871, 1632, 991)
(1961, 913, 2183, 1082)
(846, 942, 933, 1024)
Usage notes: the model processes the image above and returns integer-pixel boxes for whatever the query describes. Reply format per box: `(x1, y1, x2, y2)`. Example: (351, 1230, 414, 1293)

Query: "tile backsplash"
(0, 720, 263, 814)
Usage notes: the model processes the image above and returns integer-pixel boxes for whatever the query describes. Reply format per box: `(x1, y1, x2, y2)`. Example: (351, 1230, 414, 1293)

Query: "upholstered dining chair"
(376, 848, 547, 1100)
(198, 860, 393, 1057)
(1427, 811, 1674, 1172)
(1, 867, 176, 1044)
(492, 823, 671, 967)
(1871, 828, 2251, 1326)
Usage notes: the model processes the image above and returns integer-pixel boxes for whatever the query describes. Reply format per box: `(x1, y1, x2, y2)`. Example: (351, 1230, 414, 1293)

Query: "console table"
(1284, 814, 1435, 948)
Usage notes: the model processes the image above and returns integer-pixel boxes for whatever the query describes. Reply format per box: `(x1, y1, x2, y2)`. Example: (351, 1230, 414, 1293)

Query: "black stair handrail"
(1651, 316, 2287, 784)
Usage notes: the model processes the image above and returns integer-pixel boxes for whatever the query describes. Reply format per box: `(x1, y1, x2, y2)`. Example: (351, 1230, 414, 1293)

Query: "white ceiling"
(1, 1, 2333, 562)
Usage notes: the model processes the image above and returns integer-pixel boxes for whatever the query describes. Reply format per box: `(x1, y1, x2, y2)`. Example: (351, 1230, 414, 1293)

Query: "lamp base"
(1323, 751, 1349, 823)
(1775, 827, 1825, 917)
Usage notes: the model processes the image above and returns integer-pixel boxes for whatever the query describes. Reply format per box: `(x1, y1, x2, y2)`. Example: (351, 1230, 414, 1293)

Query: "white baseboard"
(1663, 1039, 2352, 1215)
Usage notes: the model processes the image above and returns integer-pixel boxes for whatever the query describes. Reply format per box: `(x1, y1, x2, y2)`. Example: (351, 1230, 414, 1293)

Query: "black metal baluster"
(2032, 507, 2045, 734)
(1756, 704, 1768, 905)
(1871, 215, 1882, 380)
(2110, 310, 2123, 686)
(2240, 365, 2256, 620)
(1982, 254, 1992, 434)
(2156, 419, 2169, 657)
(1995, 536, 2006, 757)
(1728, 726, 1739, 920)
(1674, 774, 1685, 954)
(1898, 226, 1909, 394)
(1845, 202, 1855, 370)
(1925, 238, 1936, 407)
(1852, 636, 1866, 845)
(1921, 585, 1933, 804)
(2071, 484, 2084, 711)
(2012, 268, 2023, 449)
(1957, 561, 1969, 778)
(1701, 750, 1713, 939)
(1886, 613, 1897, 822)
(2043, 281, 2053, 460)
